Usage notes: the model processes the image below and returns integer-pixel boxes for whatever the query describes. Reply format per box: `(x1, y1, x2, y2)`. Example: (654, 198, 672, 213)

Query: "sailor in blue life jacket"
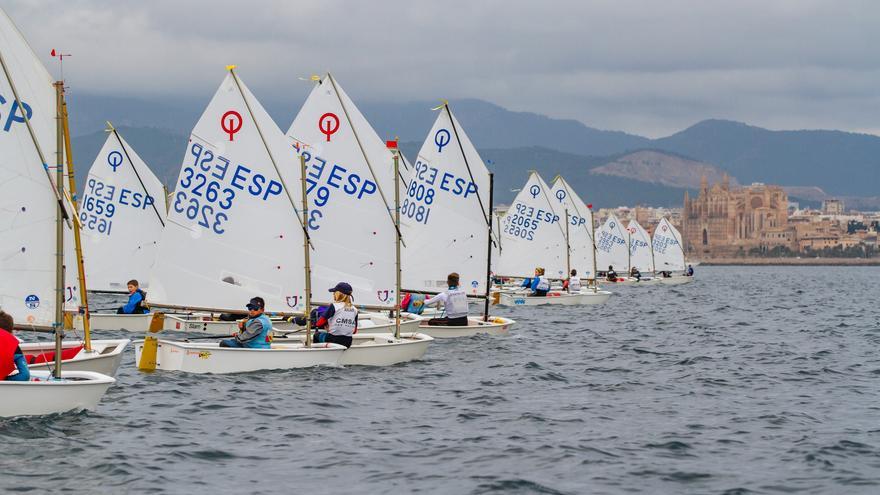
(313, 282, 358, 348)
(424, 272, 470, 326)
(562, 269, 581, 293)
(686, 264, 694, 277)
(220, 297, 272, 349)
(605, 266, 619, 282)
(117, 279, 149, 314)
(0, 311, 29, 382)
(520, 267, 551, 296)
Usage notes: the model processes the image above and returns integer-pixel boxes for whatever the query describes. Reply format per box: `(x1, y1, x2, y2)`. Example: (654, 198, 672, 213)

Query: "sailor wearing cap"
(219, 297, 273, 349)
(313, 282, 358, 348)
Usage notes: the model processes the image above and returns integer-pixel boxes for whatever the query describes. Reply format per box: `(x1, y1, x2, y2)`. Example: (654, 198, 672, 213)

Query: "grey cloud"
(6, 0, 880, 137)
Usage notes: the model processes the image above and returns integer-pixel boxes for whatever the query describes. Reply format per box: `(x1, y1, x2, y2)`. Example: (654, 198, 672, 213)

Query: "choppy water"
(2, 266, 880, 494)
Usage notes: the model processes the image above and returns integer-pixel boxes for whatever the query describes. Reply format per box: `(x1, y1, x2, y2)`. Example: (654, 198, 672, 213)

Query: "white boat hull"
(498, 291, 612, 306)
(19, 339, 130, 377)
(658, 276, 695, 286)
(276, 332, 433, 366)
(0, 370, 115, 418)
(162, 312, 424, 336)
(418, 316, 516, 338)
(73, 313, 155, 332)
(133, 339, 346, 374)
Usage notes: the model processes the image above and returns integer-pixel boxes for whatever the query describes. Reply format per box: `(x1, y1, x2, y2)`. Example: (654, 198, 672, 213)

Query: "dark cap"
(328, 282, 353, 296)
(246, 297, 265, 311)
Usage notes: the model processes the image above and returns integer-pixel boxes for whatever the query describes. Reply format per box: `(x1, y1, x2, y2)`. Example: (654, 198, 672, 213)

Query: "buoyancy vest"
(568, 276, 581, 292)
(536, 276, 550, 291)
(405, 294, 426, 315)
(243, 314, 272, 349)
(0, 328, 20, 379)
(132, 289, 149, 314)
(328, 303, 358, 336)
(444, 287, 468, 319)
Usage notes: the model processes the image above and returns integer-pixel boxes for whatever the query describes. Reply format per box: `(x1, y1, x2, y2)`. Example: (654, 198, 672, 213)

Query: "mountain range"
(67, 93, 880, 209)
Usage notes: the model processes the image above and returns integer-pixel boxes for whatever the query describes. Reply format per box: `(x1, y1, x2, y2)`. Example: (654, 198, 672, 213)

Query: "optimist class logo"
(529, 185, 540, 198)
(319, 113, 340, 142)
(107, 151, 123, 172)
(221, 110, 243, 141)
(434, 129, 451, 152)
(555, 189, 567, 202)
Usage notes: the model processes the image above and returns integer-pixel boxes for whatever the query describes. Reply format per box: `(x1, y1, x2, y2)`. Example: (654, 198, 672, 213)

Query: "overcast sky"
(6, 0, 880, 137)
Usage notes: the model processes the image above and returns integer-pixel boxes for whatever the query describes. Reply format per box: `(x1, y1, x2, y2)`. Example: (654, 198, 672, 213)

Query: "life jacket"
(568, 276, 581, 292)
(242, 314, 272, 349)
(444, 287, 468, 319)
(132, 289, 149, 314)
(535, 276, 550, 291)
(328, 303, 357, 336)
(0, 328, 20, 379)
(405, 294, 426, 315)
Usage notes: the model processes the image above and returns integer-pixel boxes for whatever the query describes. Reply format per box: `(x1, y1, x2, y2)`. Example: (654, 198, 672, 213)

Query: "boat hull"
(276, 332, 433, 366)
(0, 370, 115, 418)
(73, 313, 155, 332)
(19, 339, 130, 376)
(498, 291, 612, 306)
(133, 340, 346, 374)
(418, 316, 516, 338)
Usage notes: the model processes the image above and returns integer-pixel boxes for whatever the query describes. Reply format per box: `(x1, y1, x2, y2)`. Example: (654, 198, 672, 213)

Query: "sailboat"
(66, 125, 169, 332)
(495, 172, 610, 306)
(653, 217, 694, 285)
(132, 68, 348, 373)
(595, 213, 630, 283)
(549, 176, 598, 283)
(398, 103, 515, 337)
(0, 7, 116, 416)
(625, 219, 660, 285)
(279, 74, 432, 364)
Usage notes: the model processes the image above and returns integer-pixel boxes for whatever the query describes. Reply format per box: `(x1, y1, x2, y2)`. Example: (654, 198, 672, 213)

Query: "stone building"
(682, 176, 790, 257)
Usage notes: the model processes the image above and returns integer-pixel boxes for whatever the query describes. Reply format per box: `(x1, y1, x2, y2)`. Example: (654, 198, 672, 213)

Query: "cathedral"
(682, 176, 790, 257)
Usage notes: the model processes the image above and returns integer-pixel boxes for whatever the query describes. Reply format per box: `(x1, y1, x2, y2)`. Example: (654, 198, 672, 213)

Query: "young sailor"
(424, 273, 469, 326)
(686, 264, 694, 277)
(0, 311, 29, 382)
(220, 297, 272, 349)
(562, 269, 581, 293)
(520, 267, 551, 296)
(605, 266, 619, 282)
(117, 279, 149, 314)
(313, 282, 358, 348)
(630, 266, 641, 281)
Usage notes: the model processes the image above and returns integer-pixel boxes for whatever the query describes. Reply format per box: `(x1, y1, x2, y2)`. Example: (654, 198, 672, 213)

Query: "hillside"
(590, 150, 738, 189)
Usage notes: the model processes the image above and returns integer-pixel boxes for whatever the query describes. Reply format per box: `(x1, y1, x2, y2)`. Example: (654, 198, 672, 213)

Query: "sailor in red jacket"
(0, 311, 30, 381)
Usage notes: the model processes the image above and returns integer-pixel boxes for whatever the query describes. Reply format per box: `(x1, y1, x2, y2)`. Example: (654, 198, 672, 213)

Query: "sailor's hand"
(237, 320, 244, 330)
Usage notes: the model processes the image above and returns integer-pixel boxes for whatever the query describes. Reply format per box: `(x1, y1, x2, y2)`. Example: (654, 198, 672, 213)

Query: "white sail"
(400, 106, 491, 295)
(286, 75, 397, 307)
(550, 176, 595, 279)
(497, 172, 566, 278)
(0, 8, 70, 326)
(652, 217, 685, 272)
(595, 214, 629, 273)
(80, 131, 167, 292)
(148, 70, 305, 313)
(626, 219, 654, 273)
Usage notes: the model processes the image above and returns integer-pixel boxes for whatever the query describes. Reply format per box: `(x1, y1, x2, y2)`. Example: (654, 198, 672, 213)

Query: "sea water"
(2, 266, 879, 494)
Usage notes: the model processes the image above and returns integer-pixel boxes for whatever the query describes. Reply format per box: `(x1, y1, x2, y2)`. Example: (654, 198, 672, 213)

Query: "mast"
(53, 81, 64, 379)
(565, 209, 571, 278)
(483, 173, 494, 320)
(589, 204, 598, 293)
(627, 226, 632, 275)
(392, 149, 401, 339)
(60, 87, 92, 351)
(300, 154, 313, 347)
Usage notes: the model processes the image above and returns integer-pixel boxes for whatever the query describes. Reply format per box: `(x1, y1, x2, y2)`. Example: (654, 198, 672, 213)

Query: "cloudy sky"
(6, 0, 880, 137)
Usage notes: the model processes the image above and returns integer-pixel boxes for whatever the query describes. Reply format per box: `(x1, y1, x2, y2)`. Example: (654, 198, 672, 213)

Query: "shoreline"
(699, 257, 880, 266)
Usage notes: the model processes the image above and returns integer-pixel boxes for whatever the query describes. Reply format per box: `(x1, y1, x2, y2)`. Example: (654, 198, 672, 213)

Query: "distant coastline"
(700, 257, 880, 266)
